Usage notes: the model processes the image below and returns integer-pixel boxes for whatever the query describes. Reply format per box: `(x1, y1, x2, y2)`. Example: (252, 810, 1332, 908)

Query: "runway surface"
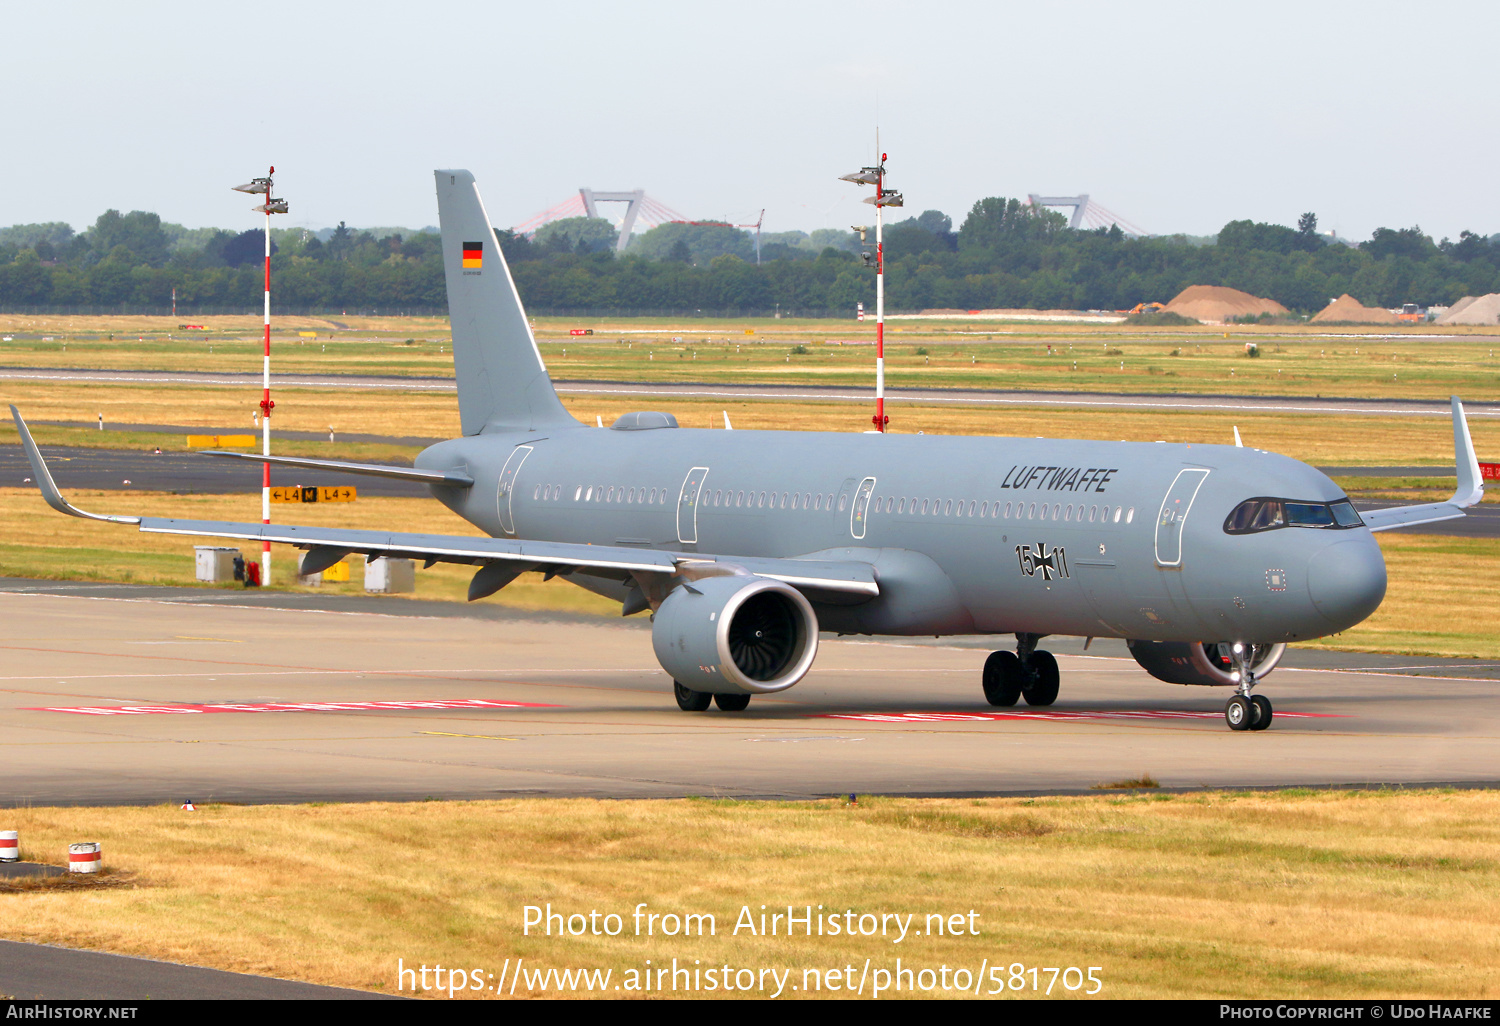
(2, 581, 1496, 806)
(0, 940, 392, 1000)
(4, 366, 1496, 418)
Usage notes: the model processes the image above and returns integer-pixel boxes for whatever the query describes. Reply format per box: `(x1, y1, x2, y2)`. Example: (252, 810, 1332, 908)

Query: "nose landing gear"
(982, 634, 1059, 707)
(1224, 644, 1273, 731)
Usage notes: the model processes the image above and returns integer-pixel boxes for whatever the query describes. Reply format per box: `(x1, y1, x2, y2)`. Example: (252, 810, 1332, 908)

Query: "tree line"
(1, 203, 1497, 316)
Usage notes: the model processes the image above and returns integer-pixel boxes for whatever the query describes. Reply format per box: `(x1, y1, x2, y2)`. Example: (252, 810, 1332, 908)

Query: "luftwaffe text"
(1000, 466, 1119, 493)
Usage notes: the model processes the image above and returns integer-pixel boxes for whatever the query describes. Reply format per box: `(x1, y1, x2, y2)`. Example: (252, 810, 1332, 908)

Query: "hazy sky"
(7, 0, 1496, 243)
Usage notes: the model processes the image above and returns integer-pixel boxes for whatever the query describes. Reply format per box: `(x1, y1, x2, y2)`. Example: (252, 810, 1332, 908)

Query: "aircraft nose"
(1306, 537, 1387, 630)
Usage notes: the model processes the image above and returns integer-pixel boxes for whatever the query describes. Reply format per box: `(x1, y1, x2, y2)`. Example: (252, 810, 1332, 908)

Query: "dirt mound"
(1438, 293, 1500, 326)
(1163, 285, 1287, 323)
(1309, 294, 1399, 324)
(1436, 295, 1483, 325)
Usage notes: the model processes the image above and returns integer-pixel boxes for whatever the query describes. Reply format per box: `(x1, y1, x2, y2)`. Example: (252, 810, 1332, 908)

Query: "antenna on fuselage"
(1233, 426, 1243, 447)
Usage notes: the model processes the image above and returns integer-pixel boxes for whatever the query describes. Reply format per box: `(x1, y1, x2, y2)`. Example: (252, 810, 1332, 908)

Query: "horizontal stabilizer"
(198, 450, 473, 487)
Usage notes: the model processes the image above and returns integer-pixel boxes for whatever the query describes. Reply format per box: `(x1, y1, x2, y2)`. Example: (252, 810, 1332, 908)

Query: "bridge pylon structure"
(1026, 194, 1146, 237)
(514, 189, 687, 253)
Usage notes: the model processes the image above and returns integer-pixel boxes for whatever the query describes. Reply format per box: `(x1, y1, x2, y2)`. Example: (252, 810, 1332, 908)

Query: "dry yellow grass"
(6, 380, 1498, 467)
(0, 381, 462, 440)
(5, 313, 1499, 398)
(1, 791, 1495, 999)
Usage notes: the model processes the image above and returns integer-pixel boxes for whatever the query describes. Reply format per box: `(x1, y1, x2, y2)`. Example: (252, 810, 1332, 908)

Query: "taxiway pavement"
(1, 582, 1495, 806)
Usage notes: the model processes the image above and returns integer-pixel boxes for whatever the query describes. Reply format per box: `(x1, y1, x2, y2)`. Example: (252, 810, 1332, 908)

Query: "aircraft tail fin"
(434, 170, 580, 435)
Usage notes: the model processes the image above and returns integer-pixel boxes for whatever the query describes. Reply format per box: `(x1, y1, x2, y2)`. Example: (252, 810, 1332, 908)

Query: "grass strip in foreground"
(0, 791, 1495, 999)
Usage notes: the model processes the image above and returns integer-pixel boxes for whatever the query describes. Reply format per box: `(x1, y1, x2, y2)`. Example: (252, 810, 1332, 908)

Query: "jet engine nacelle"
(652, 575, 819, 695)
(1126, 640, 1287, 687)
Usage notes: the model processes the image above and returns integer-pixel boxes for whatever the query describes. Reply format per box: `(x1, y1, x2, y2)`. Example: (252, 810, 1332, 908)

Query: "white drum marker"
(68, 842, 101, 874)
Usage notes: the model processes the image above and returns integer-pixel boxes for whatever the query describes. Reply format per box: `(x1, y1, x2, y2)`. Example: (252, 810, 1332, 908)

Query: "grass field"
(2, 791, 1495, 999)
(5, 381, 1499, 468)
(2, 313, 1499, 400)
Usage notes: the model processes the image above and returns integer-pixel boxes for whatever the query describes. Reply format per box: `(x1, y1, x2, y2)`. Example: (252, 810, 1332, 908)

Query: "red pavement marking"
(25, 699, 561, 716)
(819, 709, 1347, 723)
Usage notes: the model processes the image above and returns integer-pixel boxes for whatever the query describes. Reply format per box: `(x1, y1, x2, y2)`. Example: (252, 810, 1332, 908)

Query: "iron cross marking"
(1017, 541, 1069, 581)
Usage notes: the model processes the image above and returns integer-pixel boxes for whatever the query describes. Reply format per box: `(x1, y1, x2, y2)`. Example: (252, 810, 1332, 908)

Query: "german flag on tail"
(462, 241, 483, 269)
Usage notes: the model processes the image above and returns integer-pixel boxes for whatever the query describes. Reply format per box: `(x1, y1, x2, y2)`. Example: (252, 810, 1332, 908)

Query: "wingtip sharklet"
(9, 404, 141, 524)
(1450, 396, 1484, 508)
(1361, 396, 1484, 533)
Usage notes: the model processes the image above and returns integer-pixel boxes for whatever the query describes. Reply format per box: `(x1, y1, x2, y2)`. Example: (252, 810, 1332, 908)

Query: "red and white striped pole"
(231, 168, 286, 585)
(839, 155, 898, 433)
(873, 154, 887, 433)
(261, 169, 274, 585)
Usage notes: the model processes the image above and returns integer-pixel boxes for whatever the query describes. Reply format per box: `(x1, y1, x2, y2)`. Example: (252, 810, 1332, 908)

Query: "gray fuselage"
(415, 421, 1387, 647)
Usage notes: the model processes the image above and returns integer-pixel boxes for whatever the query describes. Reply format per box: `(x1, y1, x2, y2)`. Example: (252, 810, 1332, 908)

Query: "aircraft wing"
(197, 449, 474, 487)
(9, 405, 878, 599)
(1360, 397, 1486, 533)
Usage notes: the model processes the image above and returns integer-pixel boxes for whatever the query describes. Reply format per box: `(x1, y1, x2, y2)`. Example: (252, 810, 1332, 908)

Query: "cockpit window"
(1224, 497, 1364, 534)
(1330, 500, 1363, 527)
(1285, 502, 1335, 527)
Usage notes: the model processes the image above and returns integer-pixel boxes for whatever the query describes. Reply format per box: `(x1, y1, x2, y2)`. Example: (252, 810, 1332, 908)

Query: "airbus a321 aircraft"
(10, 170, 1487, 730)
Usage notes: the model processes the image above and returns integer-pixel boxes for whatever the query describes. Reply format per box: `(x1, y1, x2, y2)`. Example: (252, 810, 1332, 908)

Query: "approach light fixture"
(232, 178, 272, 195)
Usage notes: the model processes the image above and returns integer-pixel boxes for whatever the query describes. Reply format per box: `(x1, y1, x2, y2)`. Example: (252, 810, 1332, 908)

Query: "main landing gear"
(673, 681, 751, 712)
(1223, 643, 1273, 732)
(982, 634, 1059, 707)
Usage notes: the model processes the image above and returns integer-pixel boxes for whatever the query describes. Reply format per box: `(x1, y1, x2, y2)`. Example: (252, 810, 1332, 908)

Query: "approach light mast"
(230, 168, 288, 584)
(839, 155, 902, 432)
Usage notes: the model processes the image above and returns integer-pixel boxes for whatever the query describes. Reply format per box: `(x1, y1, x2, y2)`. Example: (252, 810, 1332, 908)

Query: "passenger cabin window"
(1224, 498, 1364, 534)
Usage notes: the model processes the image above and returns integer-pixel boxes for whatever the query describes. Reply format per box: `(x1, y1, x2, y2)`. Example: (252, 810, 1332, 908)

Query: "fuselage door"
(496, 444, 534, 538)
(1154, 468, 1210, 567)
(850, 476, 877, 539)
(677, 466, 710, 544)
